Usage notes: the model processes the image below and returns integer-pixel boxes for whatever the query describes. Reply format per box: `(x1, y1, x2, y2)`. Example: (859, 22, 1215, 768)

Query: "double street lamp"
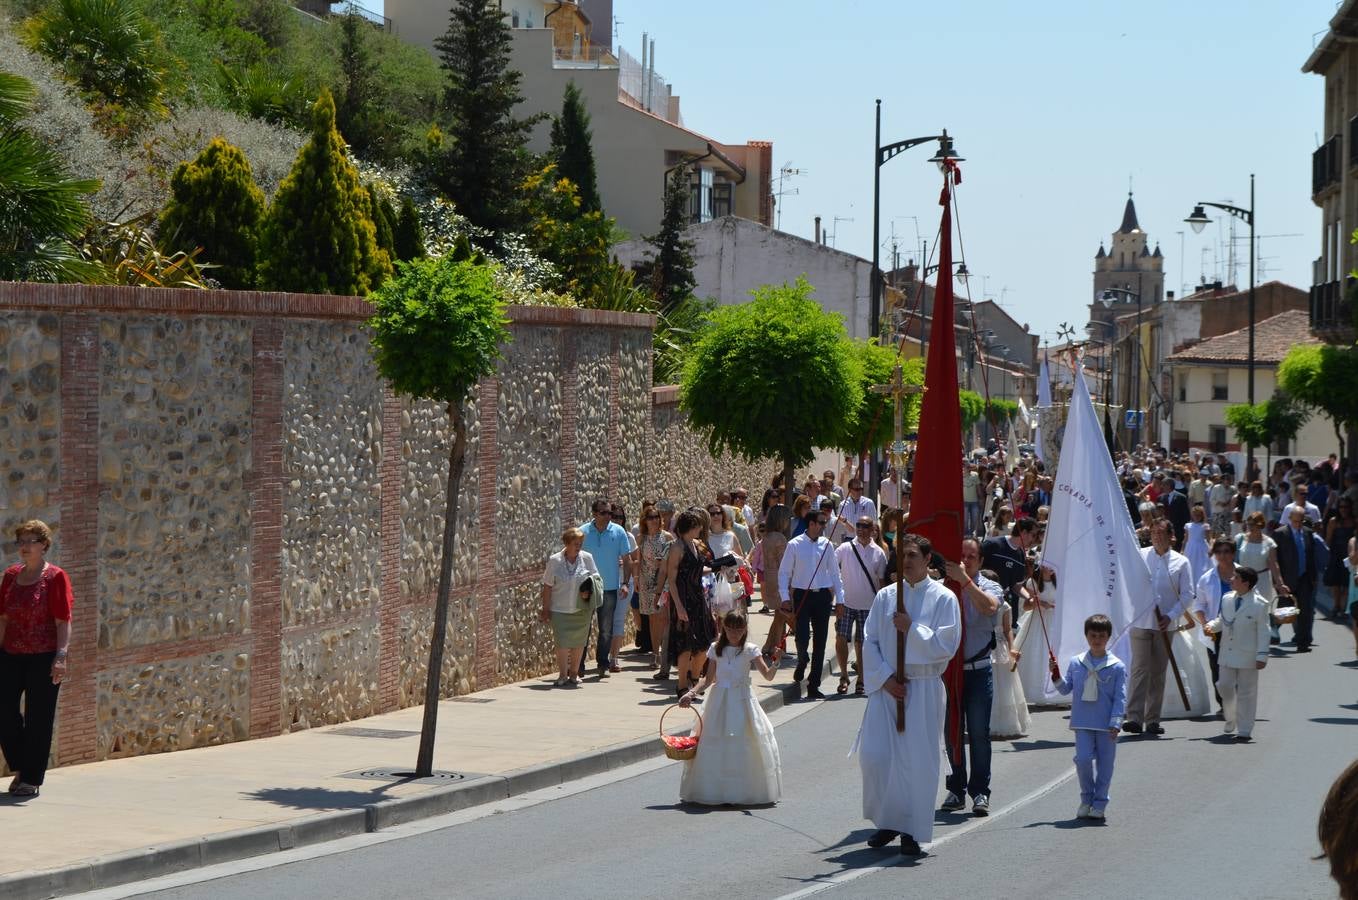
(870, 99, 962, 341)
(1184, 174, 1257, 406)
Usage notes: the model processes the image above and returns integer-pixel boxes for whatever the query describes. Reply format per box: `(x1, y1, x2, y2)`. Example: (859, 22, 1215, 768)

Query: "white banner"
(1041, 365, 1157, 698)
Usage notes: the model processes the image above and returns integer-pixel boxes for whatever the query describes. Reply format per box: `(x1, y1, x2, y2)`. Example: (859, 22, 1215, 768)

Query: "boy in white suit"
(1203, 565, 1271, 742)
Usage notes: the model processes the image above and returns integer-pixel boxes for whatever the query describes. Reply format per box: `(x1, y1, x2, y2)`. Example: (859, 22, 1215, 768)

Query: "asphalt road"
(108, 617, 1356, 900)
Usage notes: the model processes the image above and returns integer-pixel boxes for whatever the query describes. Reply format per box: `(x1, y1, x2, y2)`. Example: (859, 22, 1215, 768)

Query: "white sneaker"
(1077, 804, 1092, 819)
(1088, 808, 1106, 821)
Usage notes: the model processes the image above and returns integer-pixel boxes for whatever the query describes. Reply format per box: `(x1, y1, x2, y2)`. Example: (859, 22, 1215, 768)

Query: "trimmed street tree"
(681, 277, 862, 513)
(549, 81, 601, 214)
(836, 340, 922, 457)
(432, 0, 540, 240)
(158, 137, 265, 289)
(1225, 391, 1308, 476)
(638, 163, 697, 316)
(257, 89, 392, 295)
(959, 389, 986, 436)
(1278, 343, 1358, 462)
(367, 251, 510, 777)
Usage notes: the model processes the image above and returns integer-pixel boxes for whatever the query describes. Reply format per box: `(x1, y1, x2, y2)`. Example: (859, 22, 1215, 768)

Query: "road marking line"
(771, 767, 1076, 900)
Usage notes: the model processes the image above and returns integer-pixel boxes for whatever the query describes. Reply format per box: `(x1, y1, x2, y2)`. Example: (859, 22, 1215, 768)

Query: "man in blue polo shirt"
(581, 498, 633, 676)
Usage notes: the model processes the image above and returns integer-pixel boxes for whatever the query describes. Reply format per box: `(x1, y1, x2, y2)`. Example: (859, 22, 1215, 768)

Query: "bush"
(23, 0, 174, 118)
(158, 136, 265, 288)
(257, 89, 390, 295)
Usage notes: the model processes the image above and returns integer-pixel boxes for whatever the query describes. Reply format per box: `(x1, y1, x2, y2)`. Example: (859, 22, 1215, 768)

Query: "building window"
(1177, 376, 1187, 402)
(1210, 425, 1227, 453)
(1211, 372, 1228, 401)
(511, 10, 519, 26)
(688, 167, 715, 224)
(711, 182, 733, 219)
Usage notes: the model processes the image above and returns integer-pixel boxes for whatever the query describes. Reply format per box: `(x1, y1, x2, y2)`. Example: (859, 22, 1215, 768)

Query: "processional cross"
(870, 363, 924, 732)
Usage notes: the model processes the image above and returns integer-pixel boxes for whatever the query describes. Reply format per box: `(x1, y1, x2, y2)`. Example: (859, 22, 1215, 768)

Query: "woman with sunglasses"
(0, 519, 74, 797)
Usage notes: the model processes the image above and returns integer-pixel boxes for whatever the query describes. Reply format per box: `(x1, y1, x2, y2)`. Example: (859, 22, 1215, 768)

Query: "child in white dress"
(679, 610, 783, 805)
(1016, 562, 1066, 706)
(1183, 505, 1212, 584)
(990, 603, 1030, 738)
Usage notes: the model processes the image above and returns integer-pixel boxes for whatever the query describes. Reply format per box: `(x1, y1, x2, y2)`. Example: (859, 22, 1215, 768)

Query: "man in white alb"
(856, 533, 961, 856)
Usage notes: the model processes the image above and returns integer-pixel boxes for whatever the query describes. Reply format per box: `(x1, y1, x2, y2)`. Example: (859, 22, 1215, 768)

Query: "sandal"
(837, 675, 851, 695)
(855, 679, 865, 697)
(553, 676, 569, 687)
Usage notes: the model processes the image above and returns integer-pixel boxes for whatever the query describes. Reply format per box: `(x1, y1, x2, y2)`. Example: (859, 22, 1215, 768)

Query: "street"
(88, 616, 1355, 900)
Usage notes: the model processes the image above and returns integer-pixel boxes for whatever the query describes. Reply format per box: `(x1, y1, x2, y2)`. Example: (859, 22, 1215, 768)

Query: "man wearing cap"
(834, 515, 888, 695)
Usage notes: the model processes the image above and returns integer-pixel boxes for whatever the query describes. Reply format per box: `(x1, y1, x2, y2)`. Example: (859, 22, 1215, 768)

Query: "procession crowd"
(539, 443, 1358, 877)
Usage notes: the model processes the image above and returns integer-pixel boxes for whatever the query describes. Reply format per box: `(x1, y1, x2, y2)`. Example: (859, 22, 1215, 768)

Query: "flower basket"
(1273, 605, 1300, 625)
(659, 704, 703, 761)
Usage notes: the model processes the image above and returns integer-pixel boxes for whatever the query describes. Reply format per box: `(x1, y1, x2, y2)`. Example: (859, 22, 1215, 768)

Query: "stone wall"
(0, 283, 769, 768)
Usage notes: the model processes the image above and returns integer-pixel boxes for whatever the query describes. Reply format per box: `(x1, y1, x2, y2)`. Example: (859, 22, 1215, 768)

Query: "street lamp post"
(1185, 174, 1256, 475)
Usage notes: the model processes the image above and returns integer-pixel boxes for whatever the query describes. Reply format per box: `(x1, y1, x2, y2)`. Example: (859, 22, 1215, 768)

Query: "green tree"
(257, 89, 391, 294)
(653, 295, 714, 386)
(548, 81, 600, 213)
(367, 252, 510, 778)
(836, 341, 922, 456)
(369, 189, 396, 258)
(958, 389, 986, 435)
(521, 164, 614, 302)
(681, 277, 863, 512)
(393, 196, 427, 262)
(431, 0, 540, 240)
(1279, 343, 1358, 462)
(158, 137, 265, 289)
(637, 163, 696, 316)
(335, 8, 383, 158)
(0, 73, 102, 283)
(1225, 391, 1308, 476)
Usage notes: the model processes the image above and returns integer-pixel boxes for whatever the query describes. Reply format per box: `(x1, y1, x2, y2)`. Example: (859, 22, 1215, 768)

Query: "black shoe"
(1268, 635, 1280, 645)
(793, 663, 806, 683)
(806, 688, 825, 700)
(1295, 645, 1312, 653)
(1121, 721, 1143, 734)
(1145, 723, 1165, 736)
(899, 834, 923, 856)
(866, 829, 899, 848)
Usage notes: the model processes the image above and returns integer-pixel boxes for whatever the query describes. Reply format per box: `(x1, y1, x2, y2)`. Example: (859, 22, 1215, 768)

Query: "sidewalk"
(0, 611, 831, 899)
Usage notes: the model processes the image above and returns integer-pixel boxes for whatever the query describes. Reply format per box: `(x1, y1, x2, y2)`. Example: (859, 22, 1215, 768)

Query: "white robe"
(854, 575, 961, 843)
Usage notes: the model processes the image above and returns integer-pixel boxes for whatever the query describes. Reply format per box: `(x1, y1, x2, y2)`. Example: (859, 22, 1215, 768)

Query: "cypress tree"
(432, 0, 540, 241)
(393, 196, 426, 262)
(369, 189, 396, 257)
(158, 138, 265, 290)
(257, 89, 391, 295)
(640, 164, 696, 315)
(336, 8, 383, 158)
(549, 81, 600, 214)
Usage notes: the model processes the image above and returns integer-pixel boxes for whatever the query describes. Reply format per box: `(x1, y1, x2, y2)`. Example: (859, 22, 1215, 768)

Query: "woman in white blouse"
(540, 528, 599, 687)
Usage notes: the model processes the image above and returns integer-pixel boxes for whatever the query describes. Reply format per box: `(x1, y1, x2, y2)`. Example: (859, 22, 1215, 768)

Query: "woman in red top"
(0, 519, 73, 797)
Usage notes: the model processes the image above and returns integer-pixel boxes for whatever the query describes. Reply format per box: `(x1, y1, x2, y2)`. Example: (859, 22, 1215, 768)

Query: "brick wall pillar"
(247, 321, 284, 738)
(378, 387, 403, 710)
(473, 379, 499, 688)
(57, 314, 99, 764)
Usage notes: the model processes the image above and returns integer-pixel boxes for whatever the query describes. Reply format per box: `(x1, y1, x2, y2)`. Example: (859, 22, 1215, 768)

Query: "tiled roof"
(1166, 309, 1320, 364)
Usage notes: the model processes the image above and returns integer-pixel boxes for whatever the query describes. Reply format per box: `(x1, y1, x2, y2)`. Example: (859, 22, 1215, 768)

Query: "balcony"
(1310, 276, 1356, 337)
(1313, 134, 1341, 196)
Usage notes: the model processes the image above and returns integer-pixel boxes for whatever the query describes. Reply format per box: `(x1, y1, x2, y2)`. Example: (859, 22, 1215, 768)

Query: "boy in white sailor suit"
(1202, 565, 1270, 742)
(1049, 614, 1127, 821)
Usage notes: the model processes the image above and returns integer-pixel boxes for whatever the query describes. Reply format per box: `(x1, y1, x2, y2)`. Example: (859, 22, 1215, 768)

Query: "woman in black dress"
(665, 510, 716, 698)
(1325, 498, 1357, 620)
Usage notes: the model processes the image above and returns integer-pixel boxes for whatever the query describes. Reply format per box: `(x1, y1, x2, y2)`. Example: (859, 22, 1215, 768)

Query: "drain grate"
(327, 727, 421, 739)
(450, 696, 494, 703)
(341, 768, 474, 783)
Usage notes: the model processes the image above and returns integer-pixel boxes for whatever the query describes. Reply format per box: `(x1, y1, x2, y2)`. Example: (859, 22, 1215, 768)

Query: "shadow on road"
(1309, 717, 1358, 726)
(245, 784, 403, 811)
(1002, 739, 1074, 752)
(1022, 818, 1103, 829)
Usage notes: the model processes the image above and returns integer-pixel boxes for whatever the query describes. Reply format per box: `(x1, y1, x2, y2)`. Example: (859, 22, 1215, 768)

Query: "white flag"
(1018, 397, 1033, 431)
(1036, 354, 1052, 409)
(1041, 365, 1157, 699)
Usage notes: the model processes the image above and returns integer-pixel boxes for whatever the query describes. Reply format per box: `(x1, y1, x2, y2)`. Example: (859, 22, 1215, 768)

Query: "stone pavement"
(0, 610, 825, 899)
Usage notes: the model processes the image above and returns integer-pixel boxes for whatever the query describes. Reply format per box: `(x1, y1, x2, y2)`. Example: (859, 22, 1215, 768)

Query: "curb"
(0, 666, 833, 900)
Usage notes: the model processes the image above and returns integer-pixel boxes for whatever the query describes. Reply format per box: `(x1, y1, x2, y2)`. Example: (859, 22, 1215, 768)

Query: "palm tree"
(0, 72, 103, 283)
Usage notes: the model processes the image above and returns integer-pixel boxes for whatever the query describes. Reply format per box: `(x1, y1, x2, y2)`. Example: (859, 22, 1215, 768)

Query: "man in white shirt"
(834, 478, 878, 544)
(1125, 518, 1195, 735)
(880, 468, 901, 511)
(1279, 482, 1321, 525)
(1208, 475, 1234, 536)
(733, 488, 755, 531)
(777, 510, 846, 699)
(835, 516, 888, 695)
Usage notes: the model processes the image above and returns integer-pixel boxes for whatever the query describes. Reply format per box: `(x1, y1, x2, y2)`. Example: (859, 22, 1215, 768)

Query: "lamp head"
(955, 262, 970, 285)
(1184, 205, 1211, 234)
(929, 130, 963, 171)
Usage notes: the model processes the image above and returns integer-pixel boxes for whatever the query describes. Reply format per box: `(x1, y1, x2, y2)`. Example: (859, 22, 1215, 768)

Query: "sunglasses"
(644, 514, 660, 520)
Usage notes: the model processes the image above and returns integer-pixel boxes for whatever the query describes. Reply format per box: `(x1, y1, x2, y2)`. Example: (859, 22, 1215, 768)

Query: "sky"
(605, 0, 1335, 347)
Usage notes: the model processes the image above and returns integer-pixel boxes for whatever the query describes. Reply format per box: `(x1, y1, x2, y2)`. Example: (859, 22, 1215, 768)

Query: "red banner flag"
(906, 160, 966, 765)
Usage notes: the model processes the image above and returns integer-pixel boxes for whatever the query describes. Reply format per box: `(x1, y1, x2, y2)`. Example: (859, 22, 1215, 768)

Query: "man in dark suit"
(1273, 507, 1320, 652)
(1159, 475, 1191, 552)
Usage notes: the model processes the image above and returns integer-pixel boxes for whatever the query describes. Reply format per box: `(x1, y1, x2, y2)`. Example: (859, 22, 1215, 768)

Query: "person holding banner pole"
(1124, 518, 1194, 735)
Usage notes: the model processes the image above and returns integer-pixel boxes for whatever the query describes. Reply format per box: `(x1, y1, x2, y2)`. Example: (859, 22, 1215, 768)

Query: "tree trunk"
(782, 456, 794, 534)
(415, 401, 469, 777)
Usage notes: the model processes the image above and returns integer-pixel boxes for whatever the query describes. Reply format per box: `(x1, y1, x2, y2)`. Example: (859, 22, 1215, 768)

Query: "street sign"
(1124, 410, 1143, 430)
